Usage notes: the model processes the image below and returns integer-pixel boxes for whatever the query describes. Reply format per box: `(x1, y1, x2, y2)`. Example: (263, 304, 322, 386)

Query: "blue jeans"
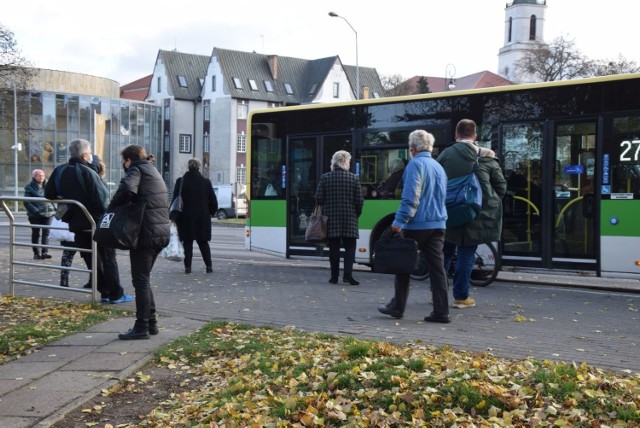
(443, 242, 477, 301)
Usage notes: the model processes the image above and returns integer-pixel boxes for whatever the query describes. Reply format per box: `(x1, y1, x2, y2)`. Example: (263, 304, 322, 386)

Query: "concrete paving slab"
(0, 377, 31, 396)
(29, 370, 115, 392)
(62, 351, 146, 371)
(14, 346, 98, 363)
(0, 416, 38, 428)
(53, 332, 120, 347)
(0, 387, 83, 418)
(0, 361, 67, 381)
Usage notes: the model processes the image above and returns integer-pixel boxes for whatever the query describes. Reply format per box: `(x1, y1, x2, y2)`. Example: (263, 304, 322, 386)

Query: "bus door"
(551, 121, 597, 268)
(501, 120, 597, 270)
(287, 134, 353, 252)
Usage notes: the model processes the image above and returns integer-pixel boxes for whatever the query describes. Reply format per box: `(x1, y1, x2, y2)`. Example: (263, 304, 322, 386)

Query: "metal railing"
(0, 196, 98, 304)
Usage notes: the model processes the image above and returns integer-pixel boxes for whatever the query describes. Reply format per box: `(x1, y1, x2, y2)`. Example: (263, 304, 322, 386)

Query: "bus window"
(251, 136, 284, 199)
(359, 149, 408, 199)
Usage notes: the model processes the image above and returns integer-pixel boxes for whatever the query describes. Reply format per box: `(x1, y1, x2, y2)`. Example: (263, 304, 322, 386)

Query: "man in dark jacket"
(45, 139, 130, 303)
(437, 119, 507, 309)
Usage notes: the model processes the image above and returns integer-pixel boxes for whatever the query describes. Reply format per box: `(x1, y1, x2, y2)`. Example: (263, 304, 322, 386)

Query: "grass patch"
(0, 295, 129, 363)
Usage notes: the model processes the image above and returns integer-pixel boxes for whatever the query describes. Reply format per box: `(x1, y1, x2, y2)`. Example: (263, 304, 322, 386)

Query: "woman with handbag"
(314, 150, 364, 285)
(111, 145, 171, 340)
(172, 158, 218, 274)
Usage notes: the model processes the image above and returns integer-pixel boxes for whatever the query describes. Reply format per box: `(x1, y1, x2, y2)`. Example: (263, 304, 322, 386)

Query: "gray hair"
(188, 158, 201, 172)
(69, 139, 92, 159)
(389, 158, 404, 173)
(408, 130, 435, 153)
(330, 150, 351, 171)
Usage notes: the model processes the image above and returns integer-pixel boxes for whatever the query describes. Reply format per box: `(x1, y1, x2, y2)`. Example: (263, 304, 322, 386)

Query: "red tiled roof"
(120, 74, 153, 101)
(404, 71, 512, 94)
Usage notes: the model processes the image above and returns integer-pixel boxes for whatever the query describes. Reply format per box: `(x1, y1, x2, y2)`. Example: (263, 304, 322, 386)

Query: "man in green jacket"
(437, 119, 507, 309)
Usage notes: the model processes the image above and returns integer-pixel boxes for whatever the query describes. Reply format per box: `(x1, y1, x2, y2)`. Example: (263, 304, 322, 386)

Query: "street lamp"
(444, 63, 456, 91)
(328, 11, 359, 100)
(5, 82, 21, 212)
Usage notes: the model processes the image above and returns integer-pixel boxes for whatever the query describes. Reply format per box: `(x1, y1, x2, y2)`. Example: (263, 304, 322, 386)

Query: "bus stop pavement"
(1, 218, 639, 427)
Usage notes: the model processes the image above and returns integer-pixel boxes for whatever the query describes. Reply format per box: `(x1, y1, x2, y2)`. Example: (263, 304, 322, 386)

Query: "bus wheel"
(216, 210, 228, 219)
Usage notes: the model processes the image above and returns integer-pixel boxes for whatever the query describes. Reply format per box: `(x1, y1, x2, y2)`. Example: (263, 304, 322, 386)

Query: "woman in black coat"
(111, 145, 171, 340)
(172, 158, 218, 274)
(315, 150, 364, 285)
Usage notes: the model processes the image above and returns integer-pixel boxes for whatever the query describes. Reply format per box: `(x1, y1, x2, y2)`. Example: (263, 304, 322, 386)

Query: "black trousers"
(129, 247, 161, 330)
(29, 216, 52, 254)
(75, 232, 124, 300)
(328, 237, 356, 280)
(393, 229, 449, 317)
(183, 239, 212, 269)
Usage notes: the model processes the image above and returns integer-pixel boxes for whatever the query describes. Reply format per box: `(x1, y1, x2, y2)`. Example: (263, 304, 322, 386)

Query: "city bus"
(245, 73, 640, 279)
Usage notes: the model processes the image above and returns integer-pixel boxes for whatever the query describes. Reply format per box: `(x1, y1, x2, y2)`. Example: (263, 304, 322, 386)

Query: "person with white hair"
(378, 130, 450, 323)
(314, 150, 364, 285)
(24, 169, 56, 259)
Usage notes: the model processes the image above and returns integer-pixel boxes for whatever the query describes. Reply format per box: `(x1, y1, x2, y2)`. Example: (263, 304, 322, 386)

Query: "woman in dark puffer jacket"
(110, 145, 170, 340)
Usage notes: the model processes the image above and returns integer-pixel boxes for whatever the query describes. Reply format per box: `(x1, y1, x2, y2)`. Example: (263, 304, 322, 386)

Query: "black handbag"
(93, 200, 146, 250)
(169, 176, 184, 222)
(373, 228, 419, 274)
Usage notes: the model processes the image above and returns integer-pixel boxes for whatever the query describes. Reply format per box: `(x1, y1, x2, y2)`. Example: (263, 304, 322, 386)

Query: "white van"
(212, 184, 246, 219)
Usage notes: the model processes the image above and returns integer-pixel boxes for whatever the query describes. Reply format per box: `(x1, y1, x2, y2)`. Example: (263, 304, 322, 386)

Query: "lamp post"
(6, 83, 21, 212)
(328, 11, 359, 100)
(444, 63, 456, 91)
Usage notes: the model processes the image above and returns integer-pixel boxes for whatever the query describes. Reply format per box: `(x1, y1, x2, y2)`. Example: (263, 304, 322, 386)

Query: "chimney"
(267, 55, 278, 80)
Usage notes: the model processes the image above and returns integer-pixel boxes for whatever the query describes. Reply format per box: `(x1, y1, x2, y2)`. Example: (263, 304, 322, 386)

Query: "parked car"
(212, 184, 246, 219)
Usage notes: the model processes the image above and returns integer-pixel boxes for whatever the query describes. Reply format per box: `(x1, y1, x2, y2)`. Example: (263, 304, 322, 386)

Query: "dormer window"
(249, 79, 259, 91)
(233, 77, 243, 89)
(284, 83, 293, 95)
(264, 81, 274, 92)
(178, 75, 188, 87)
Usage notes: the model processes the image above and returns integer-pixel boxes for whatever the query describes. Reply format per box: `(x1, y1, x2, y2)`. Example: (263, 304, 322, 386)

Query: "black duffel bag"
(373, 227, 419, 274)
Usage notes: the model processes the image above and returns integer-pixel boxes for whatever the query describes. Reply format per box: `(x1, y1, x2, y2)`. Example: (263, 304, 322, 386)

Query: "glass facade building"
(0, 89, 163, 199)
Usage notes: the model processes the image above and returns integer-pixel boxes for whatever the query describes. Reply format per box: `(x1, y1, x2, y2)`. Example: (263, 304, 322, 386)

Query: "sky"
(2, 0, 639, 86)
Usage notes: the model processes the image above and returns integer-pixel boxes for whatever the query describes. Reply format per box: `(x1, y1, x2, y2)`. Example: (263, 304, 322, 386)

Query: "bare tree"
(380, 73, 410, 97)
(0, 23, 35, 89)
(590, 54, 640, 76)
(515, 36, 593, 82)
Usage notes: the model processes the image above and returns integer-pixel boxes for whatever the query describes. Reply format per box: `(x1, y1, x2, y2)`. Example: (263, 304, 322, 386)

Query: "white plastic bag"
(49, 218, 75, 242)
(161, 225, 184, 261)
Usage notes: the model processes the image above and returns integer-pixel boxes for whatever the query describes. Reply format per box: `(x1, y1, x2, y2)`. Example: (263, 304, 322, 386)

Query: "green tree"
(416, 76, 430, 94)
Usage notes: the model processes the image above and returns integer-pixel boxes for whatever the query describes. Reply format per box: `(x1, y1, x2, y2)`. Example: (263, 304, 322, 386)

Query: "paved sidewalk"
(1, 221, 639, 427)
(0, 316, 204, 428)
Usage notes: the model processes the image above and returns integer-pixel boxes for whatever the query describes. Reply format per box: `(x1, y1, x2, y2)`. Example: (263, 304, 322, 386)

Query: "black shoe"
(206, 266, 213, 273)
(343, 276, 360, 285)
(378, 303, 403, 319)
(40, 253, 52, 259)
(149, 321, 159, 335)
(118, 329, 150, 340)
(83, 282, 92, 289)
(328, 277, 338, 284)
(185, 268, 191, 274)
(33, 253, 41, 260)
(424, 312, 451, 324)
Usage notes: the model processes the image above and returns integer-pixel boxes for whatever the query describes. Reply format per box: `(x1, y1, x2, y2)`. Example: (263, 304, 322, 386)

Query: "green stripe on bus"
(358, 200, 399, 228)
(601, 200, 640, 237)
(249, 200, 287, 227)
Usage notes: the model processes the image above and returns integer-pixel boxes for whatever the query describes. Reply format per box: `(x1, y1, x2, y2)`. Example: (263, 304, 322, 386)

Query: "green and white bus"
(246, 73, 640, 279)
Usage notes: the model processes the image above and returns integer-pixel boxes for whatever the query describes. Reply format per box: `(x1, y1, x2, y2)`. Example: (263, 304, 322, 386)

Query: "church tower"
(498, 0, 548, 83)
